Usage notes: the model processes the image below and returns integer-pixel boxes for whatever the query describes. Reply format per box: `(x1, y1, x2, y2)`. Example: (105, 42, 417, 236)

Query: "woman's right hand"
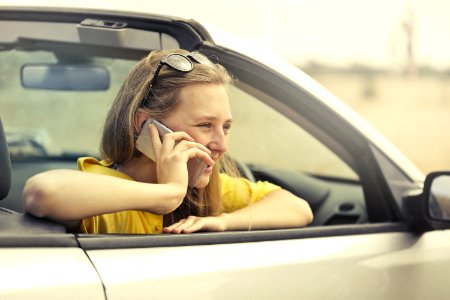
(149, 124, 214, 191)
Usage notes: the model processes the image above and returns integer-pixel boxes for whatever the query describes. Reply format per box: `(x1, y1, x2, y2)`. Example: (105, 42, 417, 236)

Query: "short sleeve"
(220, 173, 281, 213)
(77, 157, 132, 180)
(76, 157, 162, 234)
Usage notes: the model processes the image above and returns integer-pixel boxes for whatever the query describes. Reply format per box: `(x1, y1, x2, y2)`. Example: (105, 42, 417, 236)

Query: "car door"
(78, 45, 450, 299)
(2, 6, 450, 299)
(78, 227, 450, 299)
(0, 221, 104, 300)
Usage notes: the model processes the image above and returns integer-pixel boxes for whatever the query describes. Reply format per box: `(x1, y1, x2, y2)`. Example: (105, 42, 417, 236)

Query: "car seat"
(0, 117, 11, 202)
(0, 118, 66, 232)
(0, 117, 21, 215)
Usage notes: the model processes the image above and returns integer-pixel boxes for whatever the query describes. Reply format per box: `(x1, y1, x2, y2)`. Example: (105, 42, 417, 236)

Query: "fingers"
(173, 139, 211, 157)
(163, 215, 225, 234)
(161, 131, 194, 155)
(175, 143, 214, 166)
(149, 126, 214, 187)
(163, 216, 203, 234)
(149, 125, 197, 161)
(159, 131, 213, 165)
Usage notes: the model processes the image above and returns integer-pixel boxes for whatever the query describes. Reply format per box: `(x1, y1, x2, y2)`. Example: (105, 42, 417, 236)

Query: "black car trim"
(0, 8, 210, 50)
(8, 38, 149, 60)
(0, 233, 79, 247)
(77, 223, 409, 250)
(0, 212, 76, 247)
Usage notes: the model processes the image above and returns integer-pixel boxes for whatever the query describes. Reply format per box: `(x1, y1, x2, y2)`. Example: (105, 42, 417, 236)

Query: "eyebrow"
(194, 115, 233, 123)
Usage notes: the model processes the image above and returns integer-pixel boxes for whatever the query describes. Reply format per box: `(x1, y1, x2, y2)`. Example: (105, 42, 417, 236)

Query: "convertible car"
(1, 4, 450, 300)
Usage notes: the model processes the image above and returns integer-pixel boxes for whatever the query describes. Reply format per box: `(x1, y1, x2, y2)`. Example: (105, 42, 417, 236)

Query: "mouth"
(203, 155, 219, 174)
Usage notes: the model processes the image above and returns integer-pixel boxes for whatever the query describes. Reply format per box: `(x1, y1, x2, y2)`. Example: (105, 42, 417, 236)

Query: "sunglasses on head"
(141, 51, 214, 105)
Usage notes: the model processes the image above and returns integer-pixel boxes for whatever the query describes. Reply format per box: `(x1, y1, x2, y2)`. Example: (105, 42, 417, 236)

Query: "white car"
(1, 4, 450, 300)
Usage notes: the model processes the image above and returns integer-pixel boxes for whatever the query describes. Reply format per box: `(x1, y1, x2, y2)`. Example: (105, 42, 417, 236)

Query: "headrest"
(0, 118, 11, 200)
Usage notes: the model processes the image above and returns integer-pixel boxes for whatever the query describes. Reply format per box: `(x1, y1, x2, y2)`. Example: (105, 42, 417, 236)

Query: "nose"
(207, 128, 228, 155)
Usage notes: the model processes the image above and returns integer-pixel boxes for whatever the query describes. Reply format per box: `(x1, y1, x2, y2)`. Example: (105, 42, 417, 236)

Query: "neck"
(118, 156, 157, 183)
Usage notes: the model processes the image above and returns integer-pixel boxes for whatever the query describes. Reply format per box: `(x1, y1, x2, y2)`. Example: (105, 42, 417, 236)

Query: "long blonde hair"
(100, 49, 236, 224)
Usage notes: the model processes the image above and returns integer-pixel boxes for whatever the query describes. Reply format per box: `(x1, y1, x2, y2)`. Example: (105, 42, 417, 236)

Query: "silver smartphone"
(135, 118, 207, 188)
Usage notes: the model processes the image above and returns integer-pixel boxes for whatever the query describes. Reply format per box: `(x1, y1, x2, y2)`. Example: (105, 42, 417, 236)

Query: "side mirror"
(404, 171, 450, 231)
(426, 172, 450, 221)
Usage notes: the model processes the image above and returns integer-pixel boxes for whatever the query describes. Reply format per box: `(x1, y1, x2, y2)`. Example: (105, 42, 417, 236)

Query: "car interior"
(0, 11, 378, 237)
(0, 118, 10, 202)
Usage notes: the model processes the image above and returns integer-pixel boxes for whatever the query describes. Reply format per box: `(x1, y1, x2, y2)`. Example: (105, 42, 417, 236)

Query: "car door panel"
(83, 229, 450, 300)
(0, 248, 105, 300)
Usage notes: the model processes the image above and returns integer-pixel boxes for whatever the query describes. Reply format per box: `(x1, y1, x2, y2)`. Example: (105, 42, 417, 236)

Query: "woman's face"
(163, 83, 233, 188)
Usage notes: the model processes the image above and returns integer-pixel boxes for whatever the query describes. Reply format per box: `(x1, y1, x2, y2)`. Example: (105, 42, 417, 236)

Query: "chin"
(194, 174, 211, 189)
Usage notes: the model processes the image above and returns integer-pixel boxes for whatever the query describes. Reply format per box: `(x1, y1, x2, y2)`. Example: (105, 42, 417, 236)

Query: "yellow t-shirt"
(78, 157, 281, 234)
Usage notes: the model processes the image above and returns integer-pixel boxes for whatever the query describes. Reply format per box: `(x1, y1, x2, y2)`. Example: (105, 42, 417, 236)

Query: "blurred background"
(147, 0, 450, 174)
(4, 0, 449, 174)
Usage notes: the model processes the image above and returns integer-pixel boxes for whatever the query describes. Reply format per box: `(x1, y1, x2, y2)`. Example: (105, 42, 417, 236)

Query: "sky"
(3, 0, 450, 69)
(149, 0, 450, 69)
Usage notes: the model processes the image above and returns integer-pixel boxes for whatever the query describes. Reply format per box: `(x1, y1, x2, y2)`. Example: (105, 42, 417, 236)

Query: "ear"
(134, 110, 149, 134)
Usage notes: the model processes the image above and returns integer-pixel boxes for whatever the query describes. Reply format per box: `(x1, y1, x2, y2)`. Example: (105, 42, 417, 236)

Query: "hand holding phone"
(136, 118, 208, 188)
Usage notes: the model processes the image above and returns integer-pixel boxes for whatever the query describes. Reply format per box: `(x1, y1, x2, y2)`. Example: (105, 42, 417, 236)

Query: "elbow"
(298, 200, 314, 227)
(23, 174, 56, 218)
(304, 202, 314, 226)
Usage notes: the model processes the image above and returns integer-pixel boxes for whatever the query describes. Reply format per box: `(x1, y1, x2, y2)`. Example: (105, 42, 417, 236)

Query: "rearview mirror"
(21, 64, 110, 91)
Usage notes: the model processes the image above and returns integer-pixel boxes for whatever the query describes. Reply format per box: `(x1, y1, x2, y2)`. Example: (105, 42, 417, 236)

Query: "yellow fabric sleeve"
(77, 157, 130, 180)
(219, 173, 281, 213)
(77, 157, 164, 234)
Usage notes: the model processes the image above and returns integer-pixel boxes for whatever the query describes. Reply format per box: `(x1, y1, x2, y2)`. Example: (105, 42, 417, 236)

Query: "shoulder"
(219, 173, 281, 194)
(77, 157, 132, 180)
(219, 173, 282, 212)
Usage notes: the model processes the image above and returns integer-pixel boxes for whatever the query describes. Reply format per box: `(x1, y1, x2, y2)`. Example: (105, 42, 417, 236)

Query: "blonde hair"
(100, 49, 236, 224)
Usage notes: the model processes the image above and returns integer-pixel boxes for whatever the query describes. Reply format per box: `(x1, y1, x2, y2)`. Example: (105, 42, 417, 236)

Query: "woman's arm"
(163, 189, 313, 233)
(23, 169, 187, 227)
(23, 125, 214, 229)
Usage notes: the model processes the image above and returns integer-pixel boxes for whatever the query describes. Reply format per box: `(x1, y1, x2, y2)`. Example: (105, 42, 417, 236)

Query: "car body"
(1, 3, 450, 300)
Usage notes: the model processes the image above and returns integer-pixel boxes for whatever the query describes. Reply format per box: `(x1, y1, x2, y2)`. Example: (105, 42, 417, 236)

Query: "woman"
(23, 49, 313, 234)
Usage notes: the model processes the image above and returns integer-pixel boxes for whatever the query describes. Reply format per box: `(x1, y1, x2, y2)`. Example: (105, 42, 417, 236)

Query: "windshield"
(0, 49, 137, 158)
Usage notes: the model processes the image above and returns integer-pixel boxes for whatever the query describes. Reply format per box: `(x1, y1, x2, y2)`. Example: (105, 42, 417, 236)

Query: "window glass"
(227, 87, 359, 180)
(0, 50, 136, 157)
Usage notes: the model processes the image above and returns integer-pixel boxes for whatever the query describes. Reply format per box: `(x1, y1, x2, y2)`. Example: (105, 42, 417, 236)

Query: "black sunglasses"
(141, 52, 214, 105)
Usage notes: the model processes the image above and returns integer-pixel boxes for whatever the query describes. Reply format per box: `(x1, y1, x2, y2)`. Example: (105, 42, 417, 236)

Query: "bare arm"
(23, 125, 214, 229)
(23, 169, 187, 227)
(163, 189, 313, 233)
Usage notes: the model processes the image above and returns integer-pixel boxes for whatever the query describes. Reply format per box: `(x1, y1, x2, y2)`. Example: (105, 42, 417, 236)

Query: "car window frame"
(76, 222, 409, 250)
(0, 8, 413, 249)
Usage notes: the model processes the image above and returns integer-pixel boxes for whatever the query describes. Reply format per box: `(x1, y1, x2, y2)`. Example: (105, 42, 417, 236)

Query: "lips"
(203, 155, 219, 173)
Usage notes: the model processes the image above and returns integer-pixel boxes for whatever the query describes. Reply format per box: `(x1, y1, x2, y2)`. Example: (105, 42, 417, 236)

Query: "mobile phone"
(135, 118, 207, 188)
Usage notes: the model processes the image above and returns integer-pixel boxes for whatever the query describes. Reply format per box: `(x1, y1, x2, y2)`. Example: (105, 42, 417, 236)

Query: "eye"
(223, 123, 232, 132)
(197, 123, 212, 128)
